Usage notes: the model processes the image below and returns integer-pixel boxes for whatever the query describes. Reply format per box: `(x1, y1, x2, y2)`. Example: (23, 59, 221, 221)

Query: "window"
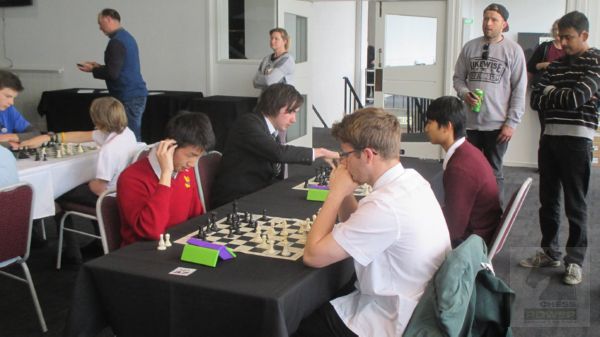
(284, 12, 308, 63)
(224, 0, 277, 60)
(287, 95, 307, 141)
(384, 15, 437, 66)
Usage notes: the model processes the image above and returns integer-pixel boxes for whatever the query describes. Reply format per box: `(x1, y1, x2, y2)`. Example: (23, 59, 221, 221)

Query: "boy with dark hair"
(0, 70, 39, 148)
(425, 96, 502, 247)
(522, 11, 600, 285)
(117, 112, 215, 246)
(296, 108, 450, 337)
(211, 83, 338, 207)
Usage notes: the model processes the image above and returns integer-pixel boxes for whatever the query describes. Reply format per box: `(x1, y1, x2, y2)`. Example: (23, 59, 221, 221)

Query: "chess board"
(292, 177, 372, 197)
(175, 213, 310, 261)
(14, 143, 97, 160)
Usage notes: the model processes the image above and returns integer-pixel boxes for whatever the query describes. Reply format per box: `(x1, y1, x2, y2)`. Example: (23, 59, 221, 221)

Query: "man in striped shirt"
(522, 11, 600, 285)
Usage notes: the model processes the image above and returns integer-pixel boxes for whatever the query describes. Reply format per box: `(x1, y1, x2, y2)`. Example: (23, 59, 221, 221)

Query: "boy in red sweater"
(425, 96, 502, 248)
(117, 112, 215, 246)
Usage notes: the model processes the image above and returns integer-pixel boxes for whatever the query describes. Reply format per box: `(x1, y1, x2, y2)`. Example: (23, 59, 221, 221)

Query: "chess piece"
(251, 226, 262, 243)
(259, 209, 269, 221)
(77, 144, 84, 153)
(304, 179, 309, 188)
(157, 234, 167, 250)
(266, 240, 276, 255)
(56, 148, 62, 158)
(197, 224, 204, 239)
(281, 239, 291, 257)
(34, 150, 40, 161)
(257, 235, 269, 249)
(280, 220, 289, 236)
(164, 233, 172, 247)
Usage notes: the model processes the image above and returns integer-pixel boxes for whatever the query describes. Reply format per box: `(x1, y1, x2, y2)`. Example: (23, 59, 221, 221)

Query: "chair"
(55, 144, 150, 269)
(96, 190, 122, 252)
(488, 177, 533, 262)
(56, 198, 99, 270)
(0, 182, 47, 332)
(194, 151, 222, 211)
(131, 142, 156, 163)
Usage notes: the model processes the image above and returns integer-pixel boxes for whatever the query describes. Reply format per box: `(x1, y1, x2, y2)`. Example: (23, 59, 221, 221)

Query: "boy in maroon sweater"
(425, 96, 502, 248)
(117, 112, 215, 246)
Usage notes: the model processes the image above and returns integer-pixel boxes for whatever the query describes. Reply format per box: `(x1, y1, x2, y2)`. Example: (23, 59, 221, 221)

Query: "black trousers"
(538, 135, 591, 266)
(466, 129, 508, 202)
(292, 277, 358, 337)
(292, 303, 358, 337)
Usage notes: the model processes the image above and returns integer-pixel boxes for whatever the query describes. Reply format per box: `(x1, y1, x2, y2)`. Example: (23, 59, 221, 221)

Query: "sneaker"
(519, 251, 561, 268)
(563, 263, 582, 285)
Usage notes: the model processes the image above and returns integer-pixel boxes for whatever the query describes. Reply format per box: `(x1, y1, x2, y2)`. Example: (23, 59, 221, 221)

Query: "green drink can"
(472, 89, 484, 112)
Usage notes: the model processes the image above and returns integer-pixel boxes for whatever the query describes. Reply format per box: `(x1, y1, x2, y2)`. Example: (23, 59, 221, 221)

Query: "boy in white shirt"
(21, 96, 138, 262)
(296, 108, 451, 337)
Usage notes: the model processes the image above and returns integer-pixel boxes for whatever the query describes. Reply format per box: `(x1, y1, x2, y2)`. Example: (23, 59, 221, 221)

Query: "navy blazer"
(211, 112, 313, 207)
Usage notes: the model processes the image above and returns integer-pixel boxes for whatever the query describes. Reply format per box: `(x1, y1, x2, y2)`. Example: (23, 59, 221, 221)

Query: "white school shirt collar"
(372, 162, 405, 191)
(443, 137, 466, 170)
(148, 146, 180, 180)
(264, 116, 277, 137)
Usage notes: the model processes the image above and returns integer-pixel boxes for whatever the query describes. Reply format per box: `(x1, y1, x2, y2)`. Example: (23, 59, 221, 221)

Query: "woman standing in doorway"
(253, 28, 295, 90)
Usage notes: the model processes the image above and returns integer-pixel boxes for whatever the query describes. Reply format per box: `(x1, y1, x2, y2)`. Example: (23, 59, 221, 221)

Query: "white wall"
(1, 1, 208, 131)
(311, 1, 357, 128)
(462, 0, 566, 167)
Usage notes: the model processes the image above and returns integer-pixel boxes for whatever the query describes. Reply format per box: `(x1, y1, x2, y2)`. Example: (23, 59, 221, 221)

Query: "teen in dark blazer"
(212, 83, 338, 207)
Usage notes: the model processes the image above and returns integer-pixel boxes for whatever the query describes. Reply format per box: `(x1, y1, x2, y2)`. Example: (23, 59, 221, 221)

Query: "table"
(37, 89, 204, 144)
(189, 95, 257, 151)
(17, 149, 98, 219)
(65, 166, 354, 337)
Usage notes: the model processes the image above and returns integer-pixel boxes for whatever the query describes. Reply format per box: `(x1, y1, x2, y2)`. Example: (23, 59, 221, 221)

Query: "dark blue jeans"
(121, 96, 147, 142)
(538, 135, 591, 266)
(466, 129, 508, 201)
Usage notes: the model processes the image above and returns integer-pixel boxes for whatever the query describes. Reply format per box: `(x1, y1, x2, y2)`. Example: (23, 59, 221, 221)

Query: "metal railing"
(343, 76, 363, 115)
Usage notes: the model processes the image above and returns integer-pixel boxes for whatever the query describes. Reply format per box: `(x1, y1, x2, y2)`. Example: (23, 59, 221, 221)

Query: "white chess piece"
(306, 221, 312, 232)
(77, 144, 84, 153)
(157, 234, 167, 250)
(281, 239, 291, 257)
(164, 233, 172, 247)
(251, 226, 262, 243)
(257, 235, 269, 249)
(56, 148, 62, 158)
(267, 239, 276, 255)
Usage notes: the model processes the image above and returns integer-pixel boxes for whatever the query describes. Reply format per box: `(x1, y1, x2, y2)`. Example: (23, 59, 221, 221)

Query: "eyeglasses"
(338, 149, 361, 159)
(482, 43, 490, 60)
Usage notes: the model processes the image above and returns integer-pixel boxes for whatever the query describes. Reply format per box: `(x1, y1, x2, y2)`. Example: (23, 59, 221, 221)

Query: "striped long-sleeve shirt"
(531, 48, 600, 140)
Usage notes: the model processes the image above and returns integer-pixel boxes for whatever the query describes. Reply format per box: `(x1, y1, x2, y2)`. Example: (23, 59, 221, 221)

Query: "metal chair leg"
(21, 262, 47, 332)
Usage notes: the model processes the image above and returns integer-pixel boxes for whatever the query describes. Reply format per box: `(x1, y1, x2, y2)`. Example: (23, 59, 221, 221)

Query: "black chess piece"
(259, 209, 269, 221)
(18, 148, 29, 159)
(42, 153, 48, 161)
(34, 150, 40, 161)
(196, 224, 204, 239)
(304, 179, 309, 188)
(210, 212, 218, 231)
(227, 226, 234, 238)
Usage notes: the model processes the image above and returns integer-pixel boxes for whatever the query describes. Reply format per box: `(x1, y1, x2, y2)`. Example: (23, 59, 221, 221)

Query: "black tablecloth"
(37, 89, 204, 144)
(65, 166, 354, 337)
(189, 95, 257, 152)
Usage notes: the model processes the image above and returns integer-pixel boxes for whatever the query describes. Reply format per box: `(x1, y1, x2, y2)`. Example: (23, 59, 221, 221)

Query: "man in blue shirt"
(0, 70, 39, 148)
(78, 8, 148, 141)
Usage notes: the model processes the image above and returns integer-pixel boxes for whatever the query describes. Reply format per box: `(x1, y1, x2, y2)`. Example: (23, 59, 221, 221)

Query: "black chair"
(195, 151, 222, 211)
